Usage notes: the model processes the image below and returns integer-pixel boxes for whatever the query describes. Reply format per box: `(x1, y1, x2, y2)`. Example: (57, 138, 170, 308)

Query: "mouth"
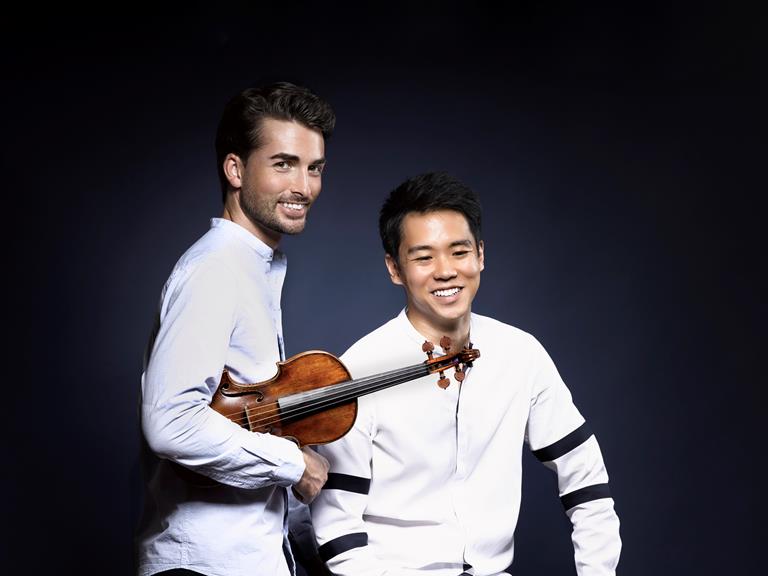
(431, 287, 463, 298)
(278, 201, 309, 216)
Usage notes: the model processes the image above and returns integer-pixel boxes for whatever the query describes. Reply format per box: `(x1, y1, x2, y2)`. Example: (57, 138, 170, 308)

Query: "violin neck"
(280, 362, 431, 413)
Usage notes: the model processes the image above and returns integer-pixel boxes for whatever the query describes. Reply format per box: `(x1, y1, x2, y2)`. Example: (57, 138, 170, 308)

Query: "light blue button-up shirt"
(138, 218, 305, 576)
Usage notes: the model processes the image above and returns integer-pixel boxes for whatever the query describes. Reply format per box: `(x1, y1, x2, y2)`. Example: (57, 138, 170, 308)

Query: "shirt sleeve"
(525, 339, 622, 576)
(310, 395, 390, 576)
(141, 257, 305, 489)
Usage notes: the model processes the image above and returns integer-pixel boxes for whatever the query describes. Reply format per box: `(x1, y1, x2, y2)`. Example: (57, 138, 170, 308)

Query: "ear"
(223, 153, 243, 189)
(477, 240, 485, 272)
(384, 254, 404, 286)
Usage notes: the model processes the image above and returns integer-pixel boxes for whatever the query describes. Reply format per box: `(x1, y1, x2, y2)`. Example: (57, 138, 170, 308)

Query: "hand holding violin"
(293, 447, 330, 503)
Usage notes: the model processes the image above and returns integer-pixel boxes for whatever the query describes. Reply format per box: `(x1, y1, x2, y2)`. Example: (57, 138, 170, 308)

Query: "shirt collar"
(396, 307, 477, 351)
(210, 217, 284, 263)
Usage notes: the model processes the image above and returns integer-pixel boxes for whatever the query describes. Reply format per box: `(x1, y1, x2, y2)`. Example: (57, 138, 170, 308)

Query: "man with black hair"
(138, 82, 335, 576)
(310, 172, 621, 575)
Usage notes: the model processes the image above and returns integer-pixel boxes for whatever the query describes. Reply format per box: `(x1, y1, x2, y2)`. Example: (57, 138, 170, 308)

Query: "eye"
(309, 163, 324, 175)
(273, 160, 291, 170)
(413, 255, 432, 262)
(453, 250, 470, 257)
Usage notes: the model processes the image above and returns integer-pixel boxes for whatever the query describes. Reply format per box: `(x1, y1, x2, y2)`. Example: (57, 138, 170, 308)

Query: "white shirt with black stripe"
(310, 309, 621, 576)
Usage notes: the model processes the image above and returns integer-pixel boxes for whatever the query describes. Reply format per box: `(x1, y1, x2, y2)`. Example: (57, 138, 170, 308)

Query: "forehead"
(399, 210, 473, 247)
(254, 117, 325, 156)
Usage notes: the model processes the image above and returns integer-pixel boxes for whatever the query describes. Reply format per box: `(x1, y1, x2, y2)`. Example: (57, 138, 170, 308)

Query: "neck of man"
(407, 309, 472, 353)
(221, 199, 281, 249)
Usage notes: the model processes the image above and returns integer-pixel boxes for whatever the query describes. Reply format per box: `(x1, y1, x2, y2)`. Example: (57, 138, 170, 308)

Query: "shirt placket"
(453, 365, 472, 566)
(266, 253, 287, 361)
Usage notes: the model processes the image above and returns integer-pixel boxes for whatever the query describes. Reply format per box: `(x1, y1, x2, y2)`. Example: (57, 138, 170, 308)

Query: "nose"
(291, 169, 313, 197)
(433, 254, 457, 281)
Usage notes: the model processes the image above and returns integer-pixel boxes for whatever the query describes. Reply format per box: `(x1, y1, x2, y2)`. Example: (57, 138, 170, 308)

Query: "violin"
(211, 336, 480, 447)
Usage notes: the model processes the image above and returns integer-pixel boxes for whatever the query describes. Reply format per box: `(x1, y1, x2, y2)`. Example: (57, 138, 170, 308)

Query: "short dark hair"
(214, 82, 336, 201)
(379, 172, 482, 261)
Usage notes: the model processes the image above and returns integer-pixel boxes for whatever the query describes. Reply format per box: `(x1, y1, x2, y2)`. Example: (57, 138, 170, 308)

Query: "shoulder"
(180, 225, 243, 271)
(471, 312, 542, 350)
(342, 315, 403, 358)
(469, 312, 559, 377)
(161, 228, 243, 302)
(338, 314, 415, 377)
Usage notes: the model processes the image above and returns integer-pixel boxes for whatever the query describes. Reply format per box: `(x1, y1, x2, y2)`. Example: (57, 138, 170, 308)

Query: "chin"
(279, 221, 307, 235)
(433, 308, 470, 324)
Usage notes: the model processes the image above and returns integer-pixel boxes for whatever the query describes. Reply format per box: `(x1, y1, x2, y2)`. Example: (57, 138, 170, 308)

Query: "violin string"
(279, 369, 437, 425)
(212, 364, 426, 419)
(231, 364, 429, 428)
(212, 361, 427, 422)
(239, 355, 470, 429)
(212, 352, 472, 431)
(250, 364, 433, 428)
(225, 363, 438, 429)
(282, 362, 425, 402)
(244, 378, 428, 430)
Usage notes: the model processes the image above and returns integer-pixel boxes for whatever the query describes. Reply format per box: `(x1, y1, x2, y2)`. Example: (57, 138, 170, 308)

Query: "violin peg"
(422, 340, 435, 357)
(438, 376, 450, 389)
(439, 336, 452, 352)
(454, 369, 465, 382)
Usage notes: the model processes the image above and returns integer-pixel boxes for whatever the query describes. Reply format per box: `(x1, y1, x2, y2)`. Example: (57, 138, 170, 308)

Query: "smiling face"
(223, 117, 326, 247)
(385, 209, 484, 342)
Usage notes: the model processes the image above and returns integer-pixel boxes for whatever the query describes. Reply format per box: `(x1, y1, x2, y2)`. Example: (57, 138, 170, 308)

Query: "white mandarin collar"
(396, 307, 477, 352)
(210, 218, 284, 263)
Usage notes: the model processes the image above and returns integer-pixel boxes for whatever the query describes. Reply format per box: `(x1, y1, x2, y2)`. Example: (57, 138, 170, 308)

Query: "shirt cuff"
(269, 436, 306, 486)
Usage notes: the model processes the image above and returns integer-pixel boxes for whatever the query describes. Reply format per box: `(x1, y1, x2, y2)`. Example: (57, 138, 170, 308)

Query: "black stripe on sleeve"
(318, 532, 368, 562)
(560, 483, 612, 511)
(532, 422, 593, 462)
(323, 473, 371, 494)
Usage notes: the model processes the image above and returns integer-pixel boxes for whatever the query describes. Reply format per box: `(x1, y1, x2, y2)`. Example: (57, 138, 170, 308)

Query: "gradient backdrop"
(5, 2, 762, 574)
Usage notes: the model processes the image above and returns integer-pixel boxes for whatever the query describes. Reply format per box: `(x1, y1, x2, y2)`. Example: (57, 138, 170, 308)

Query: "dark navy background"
(5, 2, 762, 574)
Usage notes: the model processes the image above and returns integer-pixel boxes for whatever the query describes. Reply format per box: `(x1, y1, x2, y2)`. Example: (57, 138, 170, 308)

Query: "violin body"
(212, 351, 355, 447)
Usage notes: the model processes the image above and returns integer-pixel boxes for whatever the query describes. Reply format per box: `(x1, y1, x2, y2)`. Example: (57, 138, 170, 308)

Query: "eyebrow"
(406, 239, 474, 255)
(268, 152, 326, 164)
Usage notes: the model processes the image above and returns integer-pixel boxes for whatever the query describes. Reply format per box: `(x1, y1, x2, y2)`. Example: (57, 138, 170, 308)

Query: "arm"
(526, 341, 621, 576)
(310, 398, 388, 576)
(141, 258, 304, 489)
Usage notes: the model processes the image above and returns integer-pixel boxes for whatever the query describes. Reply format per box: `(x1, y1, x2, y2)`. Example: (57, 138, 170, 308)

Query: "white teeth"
(433, 287, 461, 297)
(281, 202, 305, 211)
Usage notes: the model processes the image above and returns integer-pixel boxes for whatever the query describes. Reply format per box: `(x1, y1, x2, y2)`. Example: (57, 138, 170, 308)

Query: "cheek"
(462, 262, 483, 279)
(398, 269, 426, 292)
(243, 169, 269, 191)
(411, 270, 433, 291)
(266, 173, 290, 191)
